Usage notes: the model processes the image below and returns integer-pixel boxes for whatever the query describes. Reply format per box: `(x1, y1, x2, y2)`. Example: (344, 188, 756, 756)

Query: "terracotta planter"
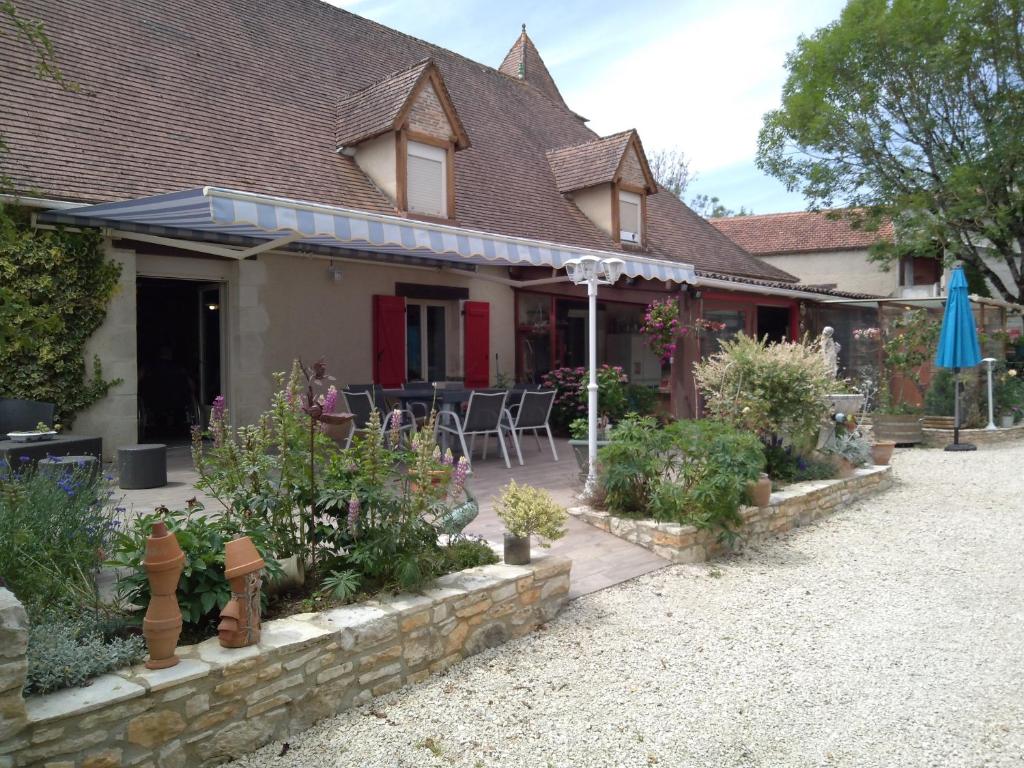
(746, 474, 772, 507)
(503, 533, 531, 565)
(142, 520, 185, 670)
(830, 456, 856, 478)
(219, 536, 265, 648)
(871, 441, 895, 465)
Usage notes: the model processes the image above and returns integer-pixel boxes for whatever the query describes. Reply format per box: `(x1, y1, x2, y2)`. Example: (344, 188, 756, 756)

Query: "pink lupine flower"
(322, 385, 338, 414)
(212, 395, 226, 422)
(453, 456, 470, 490)
(442, 448, 455, 467)
(389, 409, 402, 446)
(347, 496, 360, 536)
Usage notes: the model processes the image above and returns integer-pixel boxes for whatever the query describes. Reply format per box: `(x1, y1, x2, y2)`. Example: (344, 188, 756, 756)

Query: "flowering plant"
(852, 327, 882, 341)
(542, 364, 629, 431)
(641, 298, 683, 364)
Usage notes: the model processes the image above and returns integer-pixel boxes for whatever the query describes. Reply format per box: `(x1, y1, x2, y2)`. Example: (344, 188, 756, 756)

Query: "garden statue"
(218, 535, 265, 648)
(142, 516, 185, 669)
(820, 326, 840, 379)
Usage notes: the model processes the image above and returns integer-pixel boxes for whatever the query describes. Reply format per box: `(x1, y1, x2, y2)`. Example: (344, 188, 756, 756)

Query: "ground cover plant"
(0, 459, 145, 694)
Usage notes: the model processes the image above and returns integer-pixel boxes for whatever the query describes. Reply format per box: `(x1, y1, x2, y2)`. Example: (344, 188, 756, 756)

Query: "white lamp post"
(565, 256, 626, 498)
(983, 357, 997, 430)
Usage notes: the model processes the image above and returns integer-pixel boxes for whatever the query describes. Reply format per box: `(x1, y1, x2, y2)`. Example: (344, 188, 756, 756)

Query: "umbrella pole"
(945, 366, 977, 452)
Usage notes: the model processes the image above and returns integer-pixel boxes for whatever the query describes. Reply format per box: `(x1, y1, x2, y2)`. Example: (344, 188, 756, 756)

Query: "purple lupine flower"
(347, 496, 360, 536)
(322, 385, 338, 414)
(452, 456, 470, 491)
(389, 409, 402, 446)
(211, 395, 226, 422)
(442, 448, 454, 467)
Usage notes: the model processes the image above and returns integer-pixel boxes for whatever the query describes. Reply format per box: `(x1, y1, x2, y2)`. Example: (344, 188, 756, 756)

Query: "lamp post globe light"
(983, 357, 997, 430)
(564, 256, 626, 498)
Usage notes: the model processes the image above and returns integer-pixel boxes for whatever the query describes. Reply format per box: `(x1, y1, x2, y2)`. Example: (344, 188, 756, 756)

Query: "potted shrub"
(568, 416, 611, 482)
(494, 480, 567, 565)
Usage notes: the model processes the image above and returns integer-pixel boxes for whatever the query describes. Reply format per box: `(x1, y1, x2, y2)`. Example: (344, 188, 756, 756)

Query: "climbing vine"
(0, 208, 121, 426)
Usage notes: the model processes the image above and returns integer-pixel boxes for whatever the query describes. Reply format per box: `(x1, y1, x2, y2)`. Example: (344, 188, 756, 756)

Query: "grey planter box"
(568, 438, 610, 482)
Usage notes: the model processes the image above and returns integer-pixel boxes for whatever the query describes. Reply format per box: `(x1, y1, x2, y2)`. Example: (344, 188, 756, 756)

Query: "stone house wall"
(0, 557, 571, 767)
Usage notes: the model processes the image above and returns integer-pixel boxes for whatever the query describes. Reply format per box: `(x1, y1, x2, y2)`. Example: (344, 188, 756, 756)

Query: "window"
(407, 141, 447, 217)
(406, 302, 447, 382)
(618, 190, 641, 244)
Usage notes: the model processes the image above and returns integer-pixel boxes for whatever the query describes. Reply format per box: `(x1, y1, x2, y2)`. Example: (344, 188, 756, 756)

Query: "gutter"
(694, 275, 868, 302)
(0, 194, 86, 210)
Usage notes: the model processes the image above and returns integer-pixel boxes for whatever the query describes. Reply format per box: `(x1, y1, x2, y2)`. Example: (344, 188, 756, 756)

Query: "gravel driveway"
(240, 444, 1024, 768)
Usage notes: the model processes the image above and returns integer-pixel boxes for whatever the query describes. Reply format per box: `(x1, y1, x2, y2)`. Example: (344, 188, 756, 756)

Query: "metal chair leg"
(497, 427, 512, 469)
(546, 425, 559, 461)
(533, 428, 542, 451)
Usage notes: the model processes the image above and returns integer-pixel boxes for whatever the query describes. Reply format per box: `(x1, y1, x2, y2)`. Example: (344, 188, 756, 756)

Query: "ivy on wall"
(0, 208, 121, 427)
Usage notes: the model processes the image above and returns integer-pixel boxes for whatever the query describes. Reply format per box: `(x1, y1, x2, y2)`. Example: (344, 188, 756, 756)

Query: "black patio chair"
(504, 389, 558, 465)
(436, 390, 511, 469)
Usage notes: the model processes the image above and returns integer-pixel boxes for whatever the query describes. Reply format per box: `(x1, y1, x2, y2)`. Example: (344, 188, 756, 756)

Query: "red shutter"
(373, 295, 406, 387)
(463, 301, 490, 388)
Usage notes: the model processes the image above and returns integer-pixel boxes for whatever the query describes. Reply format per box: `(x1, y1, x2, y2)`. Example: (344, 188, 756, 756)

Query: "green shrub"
(924, 368, 957, 416)
(107, 503, 283, 631)
(25, 614, 145, 695)
(762, 443, 836, 483)
(494, 481, 567, 545)
(694, 334, 832, 452)
(0, 460, 119, 615)
(598, 415, 673, 516)
(598, 416, 765, 534)
(439, 537, 499, 571)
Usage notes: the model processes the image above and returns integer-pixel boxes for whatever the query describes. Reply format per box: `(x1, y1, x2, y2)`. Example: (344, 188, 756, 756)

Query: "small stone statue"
(820, 326, 840, 379)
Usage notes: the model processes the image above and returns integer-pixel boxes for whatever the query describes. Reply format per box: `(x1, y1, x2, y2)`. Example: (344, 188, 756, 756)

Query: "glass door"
(406, 302, 447, 382)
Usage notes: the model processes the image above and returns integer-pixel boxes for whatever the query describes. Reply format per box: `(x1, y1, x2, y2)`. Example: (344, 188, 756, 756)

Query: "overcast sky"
(327, 0, 848, 214)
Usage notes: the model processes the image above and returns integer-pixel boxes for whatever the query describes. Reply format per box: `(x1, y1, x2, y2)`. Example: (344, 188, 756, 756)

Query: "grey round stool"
(117, 444, 167, 489)
(37, 455, 100, 482)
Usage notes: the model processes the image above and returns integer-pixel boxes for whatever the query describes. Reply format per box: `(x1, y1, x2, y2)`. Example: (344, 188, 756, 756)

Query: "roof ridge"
(337, 57, 432, 103)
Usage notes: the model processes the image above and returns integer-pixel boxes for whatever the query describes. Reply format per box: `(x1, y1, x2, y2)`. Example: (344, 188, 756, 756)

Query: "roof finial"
(522, 23, 527, 34)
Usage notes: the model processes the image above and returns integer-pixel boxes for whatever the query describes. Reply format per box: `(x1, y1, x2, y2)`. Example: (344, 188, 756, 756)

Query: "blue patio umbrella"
(935, 265, 981, 451)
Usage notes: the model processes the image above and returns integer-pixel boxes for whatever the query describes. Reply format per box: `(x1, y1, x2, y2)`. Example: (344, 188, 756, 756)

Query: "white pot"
(1000, 414, 1015, 428)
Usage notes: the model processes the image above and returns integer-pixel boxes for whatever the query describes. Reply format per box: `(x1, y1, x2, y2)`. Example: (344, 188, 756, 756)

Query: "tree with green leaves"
(758, 0, 1024, 303)
(689, 194, 753, 219)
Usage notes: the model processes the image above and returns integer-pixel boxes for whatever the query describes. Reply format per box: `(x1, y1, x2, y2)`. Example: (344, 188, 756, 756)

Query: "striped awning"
(41, 187, 695, 283)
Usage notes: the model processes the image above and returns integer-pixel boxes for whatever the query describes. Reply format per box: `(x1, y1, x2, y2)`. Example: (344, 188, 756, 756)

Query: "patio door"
(406, 302, 448, 383)
(197, 284, 223, 410)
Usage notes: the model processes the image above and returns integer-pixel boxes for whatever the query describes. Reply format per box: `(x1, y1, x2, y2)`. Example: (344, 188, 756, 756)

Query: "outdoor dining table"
(380, 386, 533, 457)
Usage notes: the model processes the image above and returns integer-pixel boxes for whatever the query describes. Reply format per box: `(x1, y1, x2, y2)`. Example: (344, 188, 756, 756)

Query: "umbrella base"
(944, 442, 977, 452)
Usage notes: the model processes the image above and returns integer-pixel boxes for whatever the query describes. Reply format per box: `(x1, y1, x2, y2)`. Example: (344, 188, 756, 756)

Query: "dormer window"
(618, 190, 641, 245)
(546, 129, 657, 249)
(407, 140, 447, 217)
(336, 58, 469, 220)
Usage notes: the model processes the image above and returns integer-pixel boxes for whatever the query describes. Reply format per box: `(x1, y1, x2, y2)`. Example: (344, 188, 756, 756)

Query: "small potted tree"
(495, 480, 567, 565)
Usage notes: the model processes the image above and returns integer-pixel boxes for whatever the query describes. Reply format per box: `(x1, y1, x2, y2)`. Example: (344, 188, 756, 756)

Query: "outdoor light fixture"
(206, 303, 219, 311)
(564, 255, 626, 498)
(327, 260, 343, 283)
(983, 357, 997, 430)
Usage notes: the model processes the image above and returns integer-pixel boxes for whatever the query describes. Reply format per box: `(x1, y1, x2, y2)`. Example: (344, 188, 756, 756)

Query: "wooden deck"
(119, 440, 669, 599)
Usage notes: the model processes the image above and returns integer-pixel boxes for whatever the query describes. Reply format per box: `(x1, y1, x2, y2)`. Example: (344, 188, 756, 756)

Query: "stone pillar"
(0, 588, 28, 743)
(70, 242, 138, 460)
(228, 259, 270, 427)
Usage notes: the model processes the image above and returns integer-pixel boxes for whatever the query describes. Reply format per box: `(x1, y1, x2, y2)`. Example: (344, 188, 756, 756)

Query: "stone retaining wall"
(921, 422, 1024, 449)
(570, 466, 892, 564)
(0, 556, 571, 768)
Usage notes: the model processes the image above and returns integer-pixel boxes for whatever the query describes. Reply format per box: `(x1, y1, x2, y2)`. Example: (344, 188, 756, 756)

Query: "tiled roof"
(0, 0, 795, 283)
(547, 131, 632, 193)
(497, 25, 566, 107)
(710, 210, 895, 255)
(696, 271, 881, 300)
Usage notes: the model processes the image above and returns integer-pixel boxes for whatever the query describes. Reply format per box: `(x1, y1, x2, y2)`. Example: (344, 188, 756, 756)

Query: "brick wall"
(921, 422, 1024, 449)
(0, 557, 571, 767)
(407, 81, 452, 140)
